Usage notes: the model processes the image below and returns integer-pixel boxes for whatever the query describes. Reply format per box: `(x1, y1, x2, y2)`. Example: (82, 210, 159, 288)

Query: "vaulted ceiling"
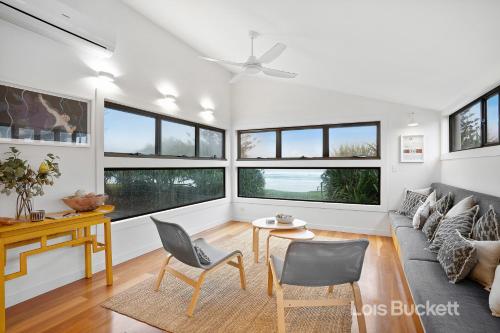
(124, 0, 500, 112)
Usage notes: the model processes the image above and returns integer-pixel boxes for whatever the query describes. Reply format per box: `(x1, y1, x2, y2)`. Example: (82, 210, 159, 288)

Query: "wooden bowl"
(62, 194, 108, 212)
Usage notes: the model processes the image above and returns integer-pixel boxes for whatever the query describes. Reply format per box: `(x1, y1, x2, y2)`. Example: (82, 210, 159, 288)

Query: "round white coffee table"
(251, 217, 307, 263)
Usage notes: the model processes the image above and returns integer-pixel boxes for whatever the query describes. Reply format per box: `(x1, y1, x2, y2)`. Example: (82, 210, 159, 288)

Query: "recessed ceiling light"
(97, 71, 115, 82)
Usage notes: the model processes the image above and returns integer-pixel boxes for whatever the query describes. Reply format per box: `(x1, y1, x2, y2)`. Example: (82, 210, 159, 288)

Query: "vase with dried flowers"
(0, 147, 61, 220)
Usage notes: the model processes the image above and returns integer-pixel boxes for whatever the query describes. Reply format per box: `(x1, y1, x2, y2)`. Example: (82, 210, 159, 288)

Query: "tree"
(240, 134, 257, 158)
(239, 169, 265, 197)
(321, 168, 379, 204)
(459, 109, 481, 149)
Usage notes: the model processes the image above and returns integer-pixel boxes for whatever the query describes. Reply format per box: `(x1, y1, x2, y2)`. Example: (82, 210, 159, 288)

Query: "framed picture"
(0, 82, 90, 147)
(400, 135, 424, 163)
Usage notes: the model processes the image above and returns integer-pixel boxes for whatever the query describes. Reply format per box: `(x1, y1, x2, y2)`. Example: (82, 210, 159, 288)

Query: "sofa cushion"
(389, 212, 413, 230)
(437, 230, 478, 283)
(472, 205, 500, 241)
(422, 210, 444, 241)
(398, 190, 429, 217)
(404, 260, 500, 332)
(395, 227, 438, 262)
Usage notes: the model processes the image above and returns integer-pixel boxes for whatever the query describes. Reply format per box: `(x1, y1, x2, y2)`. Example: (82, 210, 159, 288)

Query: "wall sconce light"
(407, 112, 419, 127)
(201, 107, 214, 116)
(162, 94, 177, 103)
(97, 71, 115, 82)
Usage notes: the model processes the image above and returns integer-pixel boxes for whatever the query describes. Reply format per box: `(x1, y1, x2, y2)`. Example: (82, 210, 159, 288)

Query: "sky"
(243, 125, 377, 158)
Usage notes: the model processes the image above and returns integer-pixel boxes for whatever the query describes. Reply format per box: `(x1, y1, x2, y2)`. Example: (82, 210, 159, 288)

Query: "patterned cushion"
(433, 192, 454, 215)
(413, 201, 431, 229)
(397, 190, 428, 217)
(422, 210, 443, 241)
(472, 205, 500, 241)
(428, 205, 479, 253)
(437, 230, 478, 283)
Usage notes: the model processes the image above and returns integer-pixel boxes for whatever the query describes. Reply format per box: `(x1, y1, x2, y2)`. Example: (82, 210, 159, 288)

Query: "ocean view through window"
(238, 167, 380, 205)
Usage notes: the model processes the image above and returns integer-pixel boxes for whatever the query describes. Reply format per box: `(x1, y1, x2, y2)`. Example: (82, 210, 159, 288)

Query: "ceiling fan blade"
(258, 43, 287, 64)
(229, 67, 257, 84)
(199, 56, 244, 67)
(261, 67, 298, 79)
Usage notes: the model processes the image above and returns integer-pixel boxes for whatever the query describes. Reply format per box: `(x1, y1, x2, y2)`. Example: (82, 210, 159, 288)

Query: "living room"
(0, 1, 499, 332)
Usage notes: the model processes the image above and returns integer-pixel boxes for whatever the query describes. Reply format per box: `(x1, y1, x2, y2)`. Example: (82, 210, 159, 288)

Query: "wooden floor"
(6, 222, 418, 333)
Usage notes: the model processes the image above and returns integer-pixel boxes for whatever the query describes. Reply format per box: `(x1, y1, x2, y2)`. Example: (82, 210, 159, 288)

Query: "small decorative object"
(30, 210, 46, 222)
(275, 213, 294, 224)
(266, 218, 275, 225)
(400, 135, 424, 163)
(0, 147, 61, 220)
(0, 82, 90, 146)
(62, 190, 108, 212)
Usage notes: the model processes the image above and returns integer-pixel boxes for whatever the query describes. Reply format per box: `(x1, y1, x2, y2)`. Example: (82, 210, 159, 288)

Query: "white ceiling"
(123, 0, 500, 112)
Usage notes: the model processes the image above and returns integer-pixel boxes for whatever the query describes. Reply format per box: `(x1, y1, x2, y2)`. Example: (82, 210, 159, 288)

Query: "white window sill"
(441, 145, 500, 161)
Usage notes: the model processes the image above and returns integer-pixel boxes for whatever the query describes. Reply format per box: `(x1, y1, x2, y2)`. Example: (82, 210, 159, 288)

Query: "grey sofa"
(390, 182, 500, 333)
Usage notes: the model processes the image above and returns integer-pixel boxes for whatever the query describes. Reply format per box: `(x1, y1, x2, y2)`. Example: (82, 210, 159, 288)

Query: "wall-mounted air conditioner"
(0, 0, 116, 57)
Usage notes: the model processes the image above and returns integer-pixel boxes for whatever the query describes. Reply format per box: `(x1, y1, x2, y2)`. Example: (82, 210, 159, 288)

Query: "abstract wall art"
(400, 134, 424, 163)
(0, 83, 90, 146)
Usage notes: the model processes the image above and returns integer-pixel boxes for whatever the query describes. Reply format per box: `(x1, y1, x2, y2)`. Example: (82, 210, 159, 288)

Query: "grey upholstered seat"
(151, 216, 246, 317)
(271, 239, 369, 286)
(151, 216, 242, 269)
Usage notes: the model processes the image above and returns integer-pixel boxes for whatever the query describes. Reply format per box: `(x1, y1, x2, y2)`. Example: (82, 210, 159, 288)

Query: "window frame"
(237, 121, 381, 160)
(104, 167, 226, 222)
(104, 102, 226, 160)
(449, 86, 500, 152)
(237, 166, 381, 205)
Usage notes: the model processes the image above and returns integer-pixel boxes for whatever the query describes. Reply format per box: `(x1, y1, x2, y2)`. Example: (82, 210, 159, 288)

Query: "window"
(282, 128, 323, 158)
(329, 124, 378, 158)
(238, 167, 380, 205)
(104, 107, 156, 154)
(449, 86, 500, 152)
(239, 131, 276, 159)
(104, 102, 225, 159)
(450, 101, 482, 151)
(104, 168, 225, 221)
(200, 128, 224, 158)
(161, 120, 195, 157)
(237, 122, 380, 160)
(486, 94, 499, 144)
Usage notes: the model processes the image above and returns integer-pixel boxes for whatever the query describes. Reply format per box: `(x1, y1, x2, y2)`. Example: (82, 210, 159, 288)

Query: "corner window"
(199, 128, 224, 159)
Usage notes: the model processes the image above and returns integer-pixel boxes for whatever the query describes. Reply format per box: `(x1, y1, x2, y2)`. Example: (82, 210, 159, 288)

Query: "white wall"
(440, 116, 500, 196)
(231, 78, 441, 235)
(0, 0, 231, 306)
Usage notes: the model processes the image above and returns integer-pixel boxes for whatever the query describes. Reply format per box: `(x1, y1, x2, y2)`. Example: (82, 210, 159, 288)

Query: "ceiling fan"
(200, 30, 298, 83)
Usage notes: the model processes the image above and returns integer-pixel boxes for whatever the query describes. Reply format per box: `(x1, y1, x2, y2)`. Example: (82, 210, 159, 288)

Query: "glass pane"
(59, 131, 73, 143)
(0, 125, 11, 139)
(200, 128, 223, 158)
(451, 102, 482, 151)
(105, 168, 225, 221)
(104, 108, 156, 154)
(18, 128, 34, 140)
(161, 120, 195, 157)
(240, 131, 276, 158)
(238, 168, 380, 205)
(282, 128, 323, 158)
(329, 125, 378, 157)
(487, 94, 499, 144)
(40, 130, 55, 142)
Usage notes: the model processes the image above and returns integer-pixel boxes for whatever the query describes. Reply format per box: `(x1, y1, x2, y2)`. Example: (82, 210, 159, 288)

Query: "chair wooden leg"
(266, 234, 271, 264)
(187, 272, 207, 317)
(154, 255, 172, 291)
(267, 263, 273, 296)
(328, 285, 334, 294)
(276, 288, 286, 333)
(237, 255, 246, 290)
(351, 282, 366, 333)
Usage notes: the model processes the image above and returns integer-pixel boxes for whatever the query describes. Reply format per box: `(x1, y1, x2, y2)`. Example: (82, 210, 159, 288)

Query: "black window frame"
(104, 167, 226, 221)
(237, 121, 381, 160)
(104, 101, 226, 160)
(449, 85, 500, 152)
(237, 166, 381, 205)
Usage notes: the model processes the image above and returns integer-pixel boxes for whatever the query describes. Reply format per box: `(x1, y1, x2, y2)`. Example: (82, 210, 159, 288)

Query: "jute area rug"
(102, 229, 356, 332)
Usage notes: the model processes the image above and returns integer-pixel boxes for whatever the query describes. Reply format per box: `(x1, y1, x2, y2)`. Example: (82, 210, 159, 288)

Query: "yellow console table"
(0, 205, 114, 333)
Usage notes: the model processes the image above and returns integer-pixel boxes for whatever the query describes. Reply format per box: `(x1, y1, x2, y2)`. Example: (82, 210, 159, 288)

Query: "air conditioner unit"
(0, 0, 115, 57)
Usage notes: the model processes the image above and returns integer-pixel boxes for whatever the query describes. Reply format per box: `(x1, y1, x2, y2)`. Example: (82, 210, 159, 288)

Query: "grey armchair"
(268, 239, 369, 333)
(151, 216, 246, 317)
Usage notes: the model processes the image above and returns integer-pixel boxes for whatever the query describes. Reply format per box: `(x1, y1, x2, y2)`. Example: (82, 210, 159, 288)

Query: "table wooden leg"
(104, 220, 113, 286)
(0, 242, 5, 333)
(254, 227, 260, 263)
(84, 226, 92, 279)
